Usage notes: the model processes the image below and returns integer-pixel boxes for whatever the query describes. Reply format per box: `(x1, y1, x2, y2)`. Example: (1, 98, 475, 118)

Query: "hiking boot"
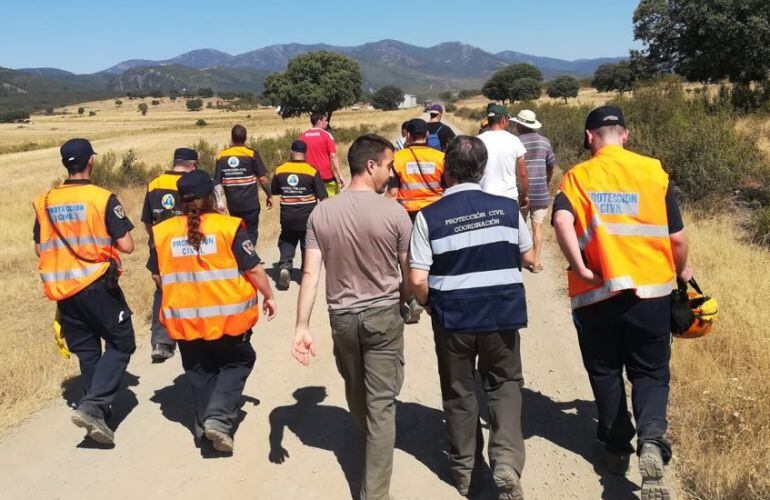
(639, 443, 670, 500)
(604, 449, 631, 476)
(278, 268, 291, 289)
(71, 409, 114, 445)
(151, 344, 174, 363)
(493, 464, 524, 500)
(404, 299, 423, 324)
(203, 420, 234, 452)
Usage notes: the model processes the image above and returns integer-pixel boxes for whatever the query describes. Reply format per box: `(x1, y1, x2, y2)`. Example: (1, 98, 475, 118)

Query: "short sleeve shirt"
(478, 130, 528, 200)
(299, 128, 337, 181)
(305, 190, 412, 312)
(140, 171, 185, 225)
(33, 180, 134, 243)
(214, 146, 268, 213)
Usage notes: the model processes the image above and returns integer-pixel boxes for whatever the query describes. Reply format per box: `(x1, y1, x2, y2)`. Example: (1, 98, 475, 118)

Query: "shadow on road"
(151, 374, 260, 458)
(521, 388, 639, 500)
(61, 371, 140, 449)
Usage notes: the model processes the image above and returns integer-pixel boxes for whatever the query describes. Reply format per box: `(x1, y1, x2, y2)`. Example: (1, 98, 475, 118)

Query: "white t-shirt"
(478, 130, 527, 200)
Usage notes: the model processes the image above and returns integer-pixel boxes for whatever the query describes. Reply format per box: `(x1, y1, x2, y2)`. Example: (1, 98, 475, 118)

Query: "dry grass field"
(0, 100, 417, 434)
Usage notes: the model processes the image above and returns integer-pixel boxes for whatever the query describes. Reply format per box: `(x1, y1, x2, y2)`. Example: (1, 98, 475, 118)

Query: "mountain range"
(2, 40, 624, 113)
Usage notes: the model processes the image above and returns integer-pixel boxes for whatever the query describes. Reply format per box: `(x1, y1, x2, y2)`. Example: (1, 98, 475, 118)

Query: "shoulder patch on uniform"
(241, 239, 255, 256)
(161, 193, 176, 210)
(113, 205, 126, 219)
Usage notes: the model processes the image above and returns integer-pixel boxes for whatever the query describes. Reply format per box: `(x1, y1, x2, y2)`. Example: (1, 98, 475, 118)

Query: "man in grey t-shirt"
(292, 134, 412, 500)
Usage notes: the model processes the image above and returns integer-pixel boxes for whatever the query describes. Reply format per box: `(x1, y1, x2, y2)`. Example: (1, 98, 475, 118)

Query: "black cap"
(584, 106, 626, 149)
(290, 140, 307, 153)
(173, 147, 198, 162)
(60, 138, 96, 169)
(406, 118, 428, 136)
(177, 170, 214, 201)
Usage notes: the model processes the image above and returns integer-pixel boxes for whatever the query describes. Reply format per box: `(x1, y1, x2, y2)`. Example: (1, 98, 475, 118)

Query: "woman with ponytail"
(150, 169, 276, 453)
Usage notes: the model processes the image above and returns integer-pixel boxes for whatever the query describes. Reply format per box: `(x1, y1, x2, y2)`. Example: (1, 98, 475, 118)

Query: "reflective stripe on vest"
(560, 145, 676, 309)
(153, 213, 258, 341)
(160, 268, 241, 286)
(33, 184, 116, 301)
(163, 296, 258, 320)
(428, 268, 523, 291)
(40, 263, 105, 283)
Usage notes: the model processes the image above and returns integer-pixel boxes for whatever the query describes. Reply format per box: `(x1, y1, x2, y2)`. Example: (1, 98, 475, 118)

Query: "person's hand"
(216, 203, 229, 216)
(576, 266, 603, 286)
(292, 326, 317, 366)
(678, 266, 694, 283)
(265, 196, 274, 210)
(263, 298, 277, 321)
(336, 177, 345, 189)
(519, 195, 530, 212)
(269, 446, 289, 464)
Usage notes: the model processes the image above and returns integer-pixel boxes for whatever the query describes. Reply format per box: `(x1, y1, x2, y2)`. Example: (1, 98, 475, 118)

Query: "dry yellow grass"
(669, 212, 770, 499)
(0, 100, 415, 435)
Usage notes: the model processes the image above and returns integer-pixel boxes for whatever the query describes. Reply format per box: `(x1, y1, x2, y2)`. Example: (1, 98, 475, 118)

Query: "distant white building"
(399, 94, 418, 109)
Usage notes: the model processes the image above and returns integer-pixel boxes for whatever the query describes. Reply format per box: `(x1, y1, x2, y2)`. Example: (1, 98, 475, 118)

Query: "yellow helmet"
(674, 278, 718, 339)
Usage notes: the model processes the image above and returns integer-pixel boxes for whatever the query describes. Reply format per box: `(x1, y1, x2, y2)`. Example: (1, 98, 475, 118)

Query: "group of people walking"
(33, 103, 691, 500)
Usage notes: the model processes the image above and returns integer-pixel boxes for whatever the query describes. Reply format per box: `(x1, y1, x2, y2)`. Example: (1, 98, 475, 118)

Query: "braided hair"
(181, 194, 215, 251)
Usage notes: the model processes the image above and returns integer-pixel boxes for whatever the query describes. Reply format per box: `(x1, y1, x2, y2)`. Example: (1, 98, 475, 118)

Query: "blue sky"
(1, 0, 641, 74)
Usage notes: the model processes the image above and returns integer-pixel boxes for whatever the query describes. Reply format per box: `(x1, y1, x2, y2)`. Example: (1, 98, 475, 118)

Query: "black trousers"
(231, 208, 260, 245)
(177, 332, 256, 439)
(58, 278, 136, 419)
(278, 228, 306, 270)
(572, 291, 672, 463)
(433, 321, 526, 481)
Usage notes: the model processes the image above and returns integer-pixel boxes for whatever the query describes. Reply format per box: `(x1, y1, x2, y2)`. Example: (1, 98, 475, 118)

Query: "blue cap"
(173, 147, 198, 162)
(429, 104, 443, 114)
(60, 138, 96, 169)
(584, 106, 626, 149)
(177, 170, 214, 201)
(406, 118, 428, 136)
(290, 140, 307, 153)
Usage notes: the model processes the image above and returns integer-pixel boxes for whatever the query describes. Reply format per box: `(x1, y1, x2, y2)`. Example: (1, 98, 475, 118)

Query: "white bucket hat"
(511, 109, 542, 129)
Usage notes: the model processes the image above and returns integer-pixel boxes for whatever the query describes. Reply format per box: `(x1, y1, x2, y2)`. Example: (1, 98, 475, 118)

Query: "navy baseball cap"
(290, 140, 307, 153)
(429, 104, 443, 114)
(173, 147, 198, 162)
(584, 106, 626, 149)
(177, 170, 214, 201)
(60, 138, 96, 169)
(406, 118, 428, 136)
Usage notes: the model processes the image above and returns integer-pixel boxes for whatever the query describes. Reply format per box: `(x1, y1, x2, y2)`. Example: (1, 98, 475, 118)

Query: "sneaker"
(71, 409, 114, 444)
(404, 299, 423, 324)
(278, 268, 291, 289)
(493, 464, 524, 500)
(639, 443, 670, 500)
(604, 449, 631, 476)
(204, 421, 234, 452)
(151, 344, 174, 363)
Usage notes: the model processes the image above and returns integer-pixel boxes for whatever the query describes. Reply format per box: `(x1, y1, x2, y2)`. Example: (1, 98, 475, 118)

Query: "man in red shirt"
(299, 112, 345, 197)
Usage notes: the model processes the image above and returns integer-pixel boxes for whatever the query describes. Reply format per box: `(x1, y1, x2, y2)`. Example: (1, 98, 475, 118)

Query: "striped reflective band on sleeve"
(570, 277, 675, 309)
(160, 268, 241, 286)
(431, 226, 519, 255)
(38, 236, 113, 252)
(400, 181, 442, 191)
(163, 296, 258, 319)
(40, 264, 104, 283)
(428, 268, 523, 291)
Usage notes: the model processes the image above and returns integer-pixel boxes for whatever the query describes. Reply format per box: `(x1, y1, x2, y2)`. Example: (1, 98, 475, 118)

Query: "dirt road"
(0, 118, 657, 499)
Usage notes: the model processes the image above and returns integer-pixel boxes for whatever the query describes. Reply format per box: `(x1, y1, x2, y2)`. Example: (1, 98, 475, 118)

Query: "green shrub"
(195, 119, 208, 127)
(90, 149, 160, 189)
(0, 109, 30, 123)
(444, 103, 457, 113)
(452, 106, 487, 121)
(88, 111, 97, 116)
(189, 139, 218, 176)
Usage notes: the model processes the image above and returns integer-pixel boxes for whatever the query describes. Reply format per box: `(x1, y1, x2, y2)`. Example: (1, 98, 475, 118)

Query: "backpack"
(426, 125, 443, 150)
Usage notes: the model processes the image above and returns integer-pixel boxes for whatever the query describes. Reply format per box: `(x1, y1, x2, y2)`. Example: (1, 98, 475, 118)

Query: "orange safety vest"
(33, 183, 118, 301)
(559, 145, 676, 309)
(393, 145, 445, 213)
(153, 213, 258, 341)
